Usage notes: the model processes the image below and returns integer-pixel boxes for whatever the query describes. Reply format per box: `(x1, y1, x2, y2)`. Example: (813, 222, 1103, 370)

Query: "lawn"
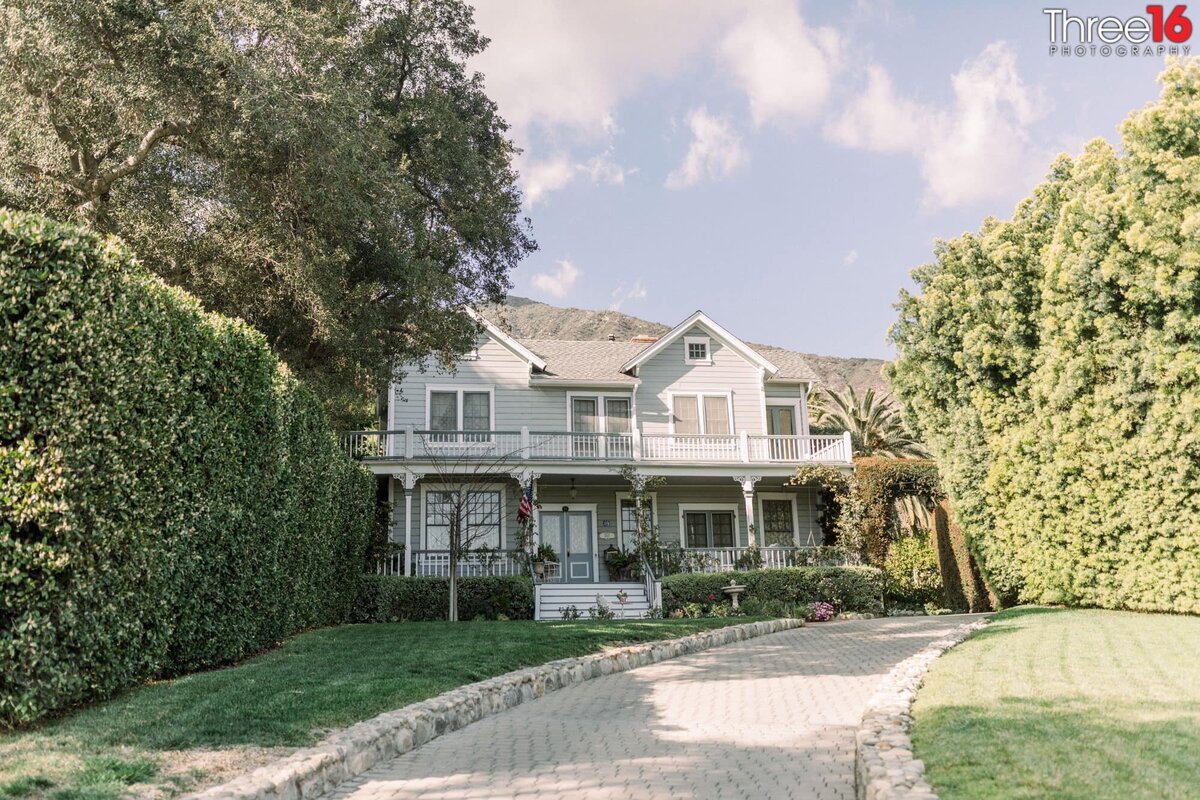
(911, 607, 1200, 800)
(0, 618, 748, 800)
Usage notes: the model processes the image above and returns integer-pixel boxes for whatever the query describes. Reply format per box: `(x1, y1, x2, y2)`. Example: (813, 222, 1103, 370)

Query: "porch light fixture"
(569, 478, 578, 500)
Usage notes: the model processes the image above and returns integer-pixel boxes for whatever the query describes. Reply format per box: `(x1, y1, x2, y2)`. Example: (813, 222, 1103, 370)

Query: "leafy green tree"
(810, 386, 929, 458)
(0, 0, 533, 426)
(888, 62, 1200, 614)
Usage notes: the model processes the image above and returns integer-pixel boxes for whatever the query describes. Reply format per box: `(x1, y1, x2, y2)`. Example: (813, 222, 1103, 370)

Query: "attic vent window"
(684, 336, 711, 365)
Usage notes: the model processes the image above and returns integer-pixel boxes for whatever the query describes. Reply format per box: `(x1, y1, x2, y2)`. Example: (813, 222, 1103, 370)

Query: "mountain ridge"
(484, 296, 891, 396)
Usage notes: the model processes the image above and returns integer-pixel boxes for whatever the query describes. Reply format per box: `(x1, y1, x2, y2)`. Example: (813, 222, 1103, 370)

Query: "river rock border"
(855, 616, 990, 800)
(187, 618, 803, 800)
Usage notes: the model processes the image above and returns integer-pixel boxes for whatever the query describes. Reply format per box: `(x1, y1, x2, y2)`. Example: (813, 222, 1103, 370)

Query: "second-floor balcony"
(342, 428, 852, 465)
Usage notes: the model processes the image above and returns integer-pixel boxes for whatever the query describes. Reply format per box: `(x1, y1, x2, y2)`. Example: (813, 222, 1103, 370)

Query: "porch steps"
(537, 582, 649, 621)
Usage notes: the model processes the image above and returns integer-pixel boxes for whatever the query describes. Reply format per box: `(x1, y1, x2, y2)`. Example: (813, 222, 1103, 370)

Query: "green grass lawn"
(0, 618, 748, 800)
(911, 607, 1200, 800)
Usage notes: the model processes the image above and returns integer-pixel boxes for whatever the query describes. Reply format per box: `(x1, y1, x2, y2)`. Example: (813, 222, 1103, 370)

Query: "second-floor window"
(570, 395, 632, 457)
(671, 393, 732, 435)
(428, 387, 493, 442)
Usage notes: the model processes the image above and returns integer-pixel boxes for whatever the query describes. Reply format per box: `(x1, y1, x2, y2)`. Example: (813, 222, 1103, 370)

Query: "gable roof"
(750, 344, 821, 383)
(523, 339, 642, 384)
(465, 307, 547, 371)
(619, 310, 780, 375)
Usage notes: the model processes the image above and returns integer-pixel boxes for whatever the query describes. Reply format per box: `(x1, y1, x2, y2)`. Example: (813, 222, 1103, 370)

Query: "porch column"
(734, 475, 761, 546)
(402, 472, 417, 576)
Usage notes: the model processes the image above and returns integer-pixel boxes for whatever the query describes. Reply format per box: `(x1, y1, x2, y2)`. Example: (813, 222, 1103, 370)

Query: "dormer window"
(684, 335, 711, 365)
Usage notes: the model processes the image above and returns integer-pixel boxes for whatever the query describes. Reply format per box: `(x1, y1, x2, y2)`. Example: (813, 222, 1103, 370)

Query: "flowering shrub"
(807, 602, 836, 622)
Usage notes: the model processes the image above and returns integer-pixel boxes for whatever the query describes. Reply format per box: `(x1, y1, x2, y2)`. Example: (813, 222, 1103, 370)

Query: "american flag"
(517, 479, 533, 523)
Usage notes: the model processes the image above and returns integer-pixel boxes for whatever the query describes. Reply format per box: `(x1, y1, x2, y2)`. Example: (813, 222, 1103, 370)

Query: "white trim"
(620, 311, 779, 375)
(799, 386, 811, 436)
(529, 378, 641, 389)
(666, 390, 735, 435)
(535, 504, 600, 582)
(756, 492, 800, 547)
(424, 384, 496, 432)
(464, 307, 547, 371)
(683, 335, 712, 365)
(419, 481, 509, 550)
(764, 400, 803, 436)
(614, 491, 659, 550)
(677, 503, 741, 548)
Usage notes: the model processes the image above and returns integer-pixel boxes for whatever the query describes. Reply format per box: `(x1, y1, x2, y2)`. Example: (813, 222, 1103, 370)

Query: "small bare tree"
(419, 434, 532, 622)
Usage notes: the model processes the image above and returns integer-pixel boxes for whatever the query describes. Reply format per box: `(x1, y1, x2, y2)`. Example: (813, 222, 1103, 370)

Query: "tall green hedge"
(0, 210, 375, 725)
(661, 567, 884, 615)
(888, 62, 1200, 614)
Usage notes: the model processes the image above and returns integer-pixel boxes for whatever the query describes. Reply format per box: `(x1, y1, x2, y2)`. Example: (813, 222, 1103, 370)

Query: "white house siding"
(634, 325, 768, 436)
(390, 334, 565, 432)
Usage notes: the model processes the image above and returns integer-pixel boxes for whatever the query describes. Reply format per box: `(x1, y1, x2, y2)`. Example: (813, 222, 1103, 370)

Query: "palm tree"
(809, 386, 930, 459)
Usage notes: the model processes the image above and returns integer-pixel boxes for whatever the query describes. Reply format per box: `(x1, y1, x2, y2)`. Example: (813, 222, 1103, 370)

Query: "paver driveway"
(325, 616, 977, 800)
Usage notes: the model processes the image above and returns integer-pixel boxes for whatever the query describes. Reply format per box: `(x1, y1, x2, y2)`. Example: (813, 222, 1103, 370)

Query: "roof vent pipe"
(607, 334, 616, 341)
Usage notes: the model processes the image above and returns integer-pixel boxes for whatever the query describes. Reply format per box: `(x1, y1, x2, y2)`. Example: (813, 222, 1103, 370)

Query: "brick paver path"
(325, 616, 975, 800)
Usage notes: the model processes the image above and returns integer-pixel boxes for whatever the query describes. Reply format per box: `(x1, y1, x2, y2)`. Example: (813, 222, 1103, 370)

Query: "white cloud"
(665, 108, 748, 189)
(827, 42, 1049, 209)
(530, 259, 582, 298)
(718, 0, 843, 128)
(843, 249, 859, 266)
(609, 280, 648, 311)
(519, 148, 629, 206)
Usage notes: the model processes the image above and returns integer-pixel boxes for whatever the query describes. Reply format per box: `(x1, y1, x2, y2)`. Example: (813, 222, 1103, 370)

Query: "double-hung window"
(424, 487, 503, 550)
(683, 510, 736, 548)
(428, 387, 492, 443)
(671, 393, 731, 435)
(569, 394, 633, 457)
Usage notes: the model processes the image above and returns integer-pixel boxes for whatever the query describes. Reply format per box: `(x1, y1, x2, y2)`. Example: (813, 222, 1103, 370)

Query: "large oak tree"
(0, 0, 534, 426)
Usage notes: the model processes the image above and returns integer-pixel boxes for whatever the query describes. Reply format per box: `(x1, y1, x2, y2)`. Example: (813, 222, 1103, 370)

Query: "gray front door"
(546, 510, 593, 583)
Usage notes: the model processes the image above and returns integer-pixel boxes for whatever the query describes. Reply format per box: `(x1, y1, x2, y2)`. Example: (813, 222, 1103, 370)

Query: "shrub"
(0, 211, 375, 726)
(661, 567, 884, 615)
(352, 575, 534, 622)
(883, 534, 944, 609)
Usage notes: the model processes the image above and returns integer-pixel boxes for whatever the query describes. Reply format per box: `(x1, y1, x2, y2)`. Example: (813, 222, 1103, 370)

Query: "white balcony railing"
(376, 549, 526, 578)
(344, 428, 851, 464)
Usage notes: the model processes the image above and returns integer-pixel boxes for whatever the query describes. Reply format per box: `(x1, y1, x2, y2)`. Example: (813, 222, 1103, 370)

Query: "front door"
(767, 405, 798, 460)
(543, 510, 594, 582)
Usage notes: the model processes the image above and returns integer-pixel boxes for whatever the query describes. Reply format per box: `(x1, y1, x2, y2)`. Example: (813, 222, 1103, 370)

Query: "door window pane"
(685, 512, 709, 547)
(703, 396, 731, 435)
(762, 499, 795, 547)
(462, 392, 490, 433)
(711, 512, 735, 547)
(674, 396, 700, 434)
(768, 406, 796, 435)
(430, 392, 457, 434)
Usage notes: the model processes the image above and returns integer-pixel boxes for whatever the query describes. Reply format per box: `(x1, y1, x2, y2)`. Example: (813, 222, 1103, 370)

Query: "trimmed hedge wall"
(0, 210, 375, 726)
(661, 567, 884, 615)
(352, 576, 535, 622)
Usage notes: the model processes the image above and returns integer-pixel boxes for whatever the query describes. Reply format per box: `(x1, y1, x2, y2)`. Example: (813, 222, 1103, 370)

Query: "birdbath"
(722, 579, 747, 610)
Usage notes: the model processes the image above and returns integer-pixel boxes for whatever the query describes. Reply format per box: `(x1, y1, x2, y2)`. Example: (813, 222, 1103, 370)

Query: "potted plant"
(604, 547, 638, 581)
(532, 543, 558, 577)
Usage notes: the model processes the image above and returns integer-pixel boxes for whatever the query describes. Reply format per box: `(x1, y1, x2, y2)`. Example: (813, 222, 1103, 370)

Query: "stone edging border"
(187, 618, 804, 800)
(855, 616, 991, 800)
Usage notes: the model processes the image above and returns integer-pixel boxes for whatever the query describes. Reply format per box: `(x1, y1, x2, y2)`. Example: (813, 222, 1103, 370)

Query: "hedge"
(661, 567, 884, 615)
(888, 62, 1200, 614)
(352, 575, 534, 622)
(0, 210, 375, 726)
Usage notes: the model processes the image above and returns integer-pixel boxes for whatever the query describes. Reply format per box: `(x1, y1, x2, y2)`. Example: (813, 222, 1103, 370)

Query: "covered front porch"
(380, 471, 847, 583)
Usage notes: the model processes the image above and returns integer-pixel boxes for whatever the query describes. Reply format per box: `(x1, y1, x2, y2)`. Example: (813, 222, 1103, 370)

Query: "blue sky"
(470, 0, 1170, 358)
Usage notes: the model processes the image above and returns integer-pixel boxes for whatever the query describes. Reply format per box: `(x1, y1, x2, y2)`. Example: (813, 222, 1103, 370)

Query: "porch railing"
(376, 549, 526, 578)
(343, 428, 851, 464)
(649, 545, 855, 576)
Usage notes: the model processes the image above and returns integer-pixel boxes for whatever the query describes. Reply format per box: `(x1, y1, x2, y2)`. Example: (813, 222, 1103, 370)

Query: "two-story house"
(346, 309, 853, 617)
